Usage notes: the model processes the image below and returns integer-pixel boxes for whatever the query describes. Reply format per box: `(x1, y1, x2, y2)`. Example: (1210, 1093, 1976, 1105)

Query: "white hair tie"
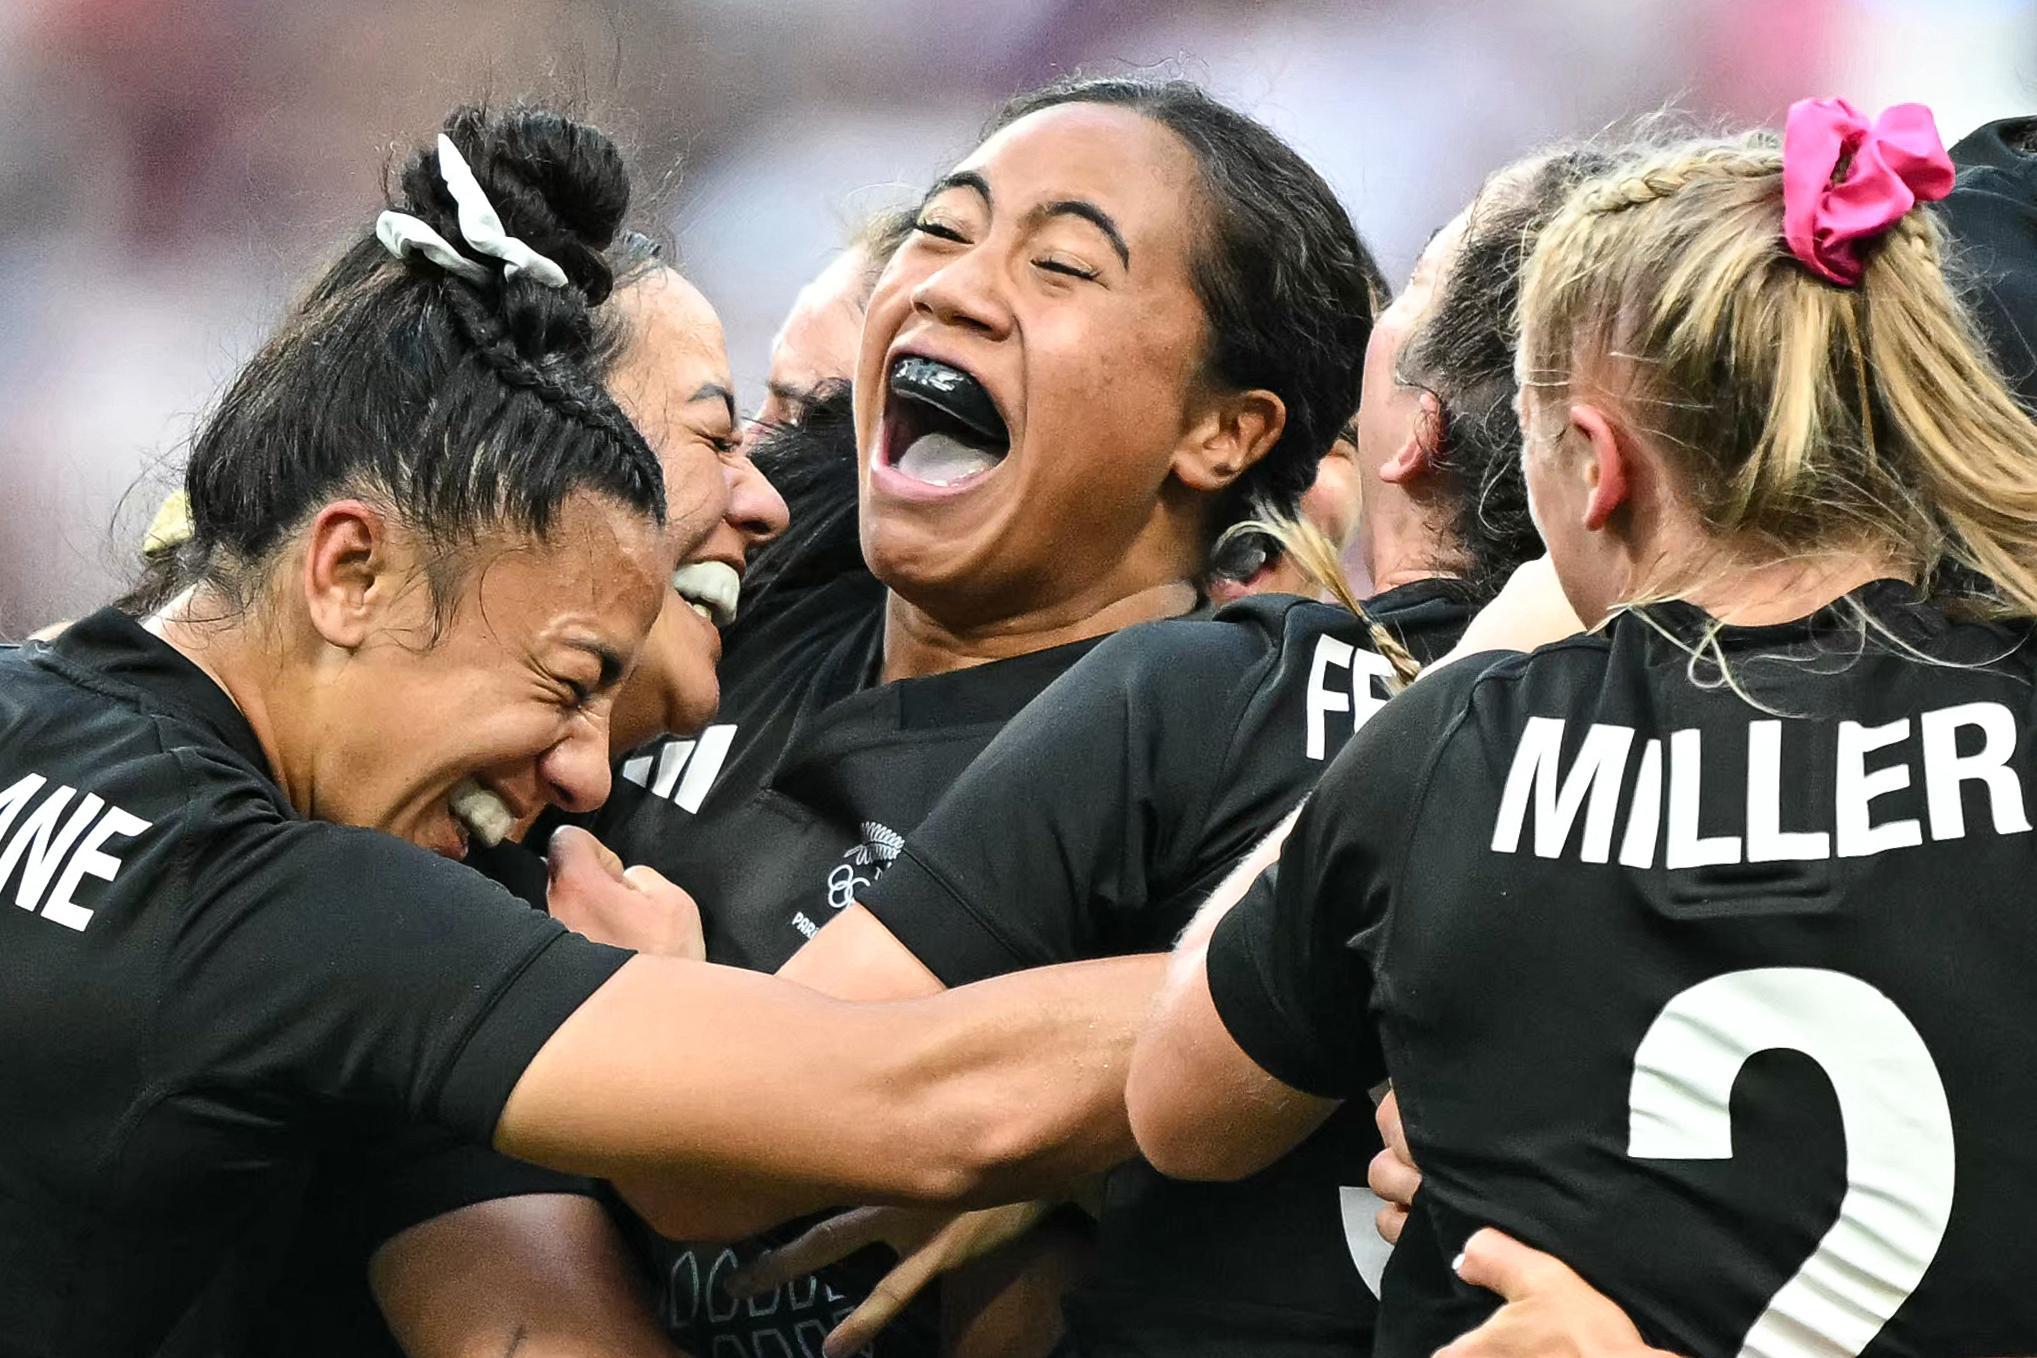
(374, 134, 570, 289)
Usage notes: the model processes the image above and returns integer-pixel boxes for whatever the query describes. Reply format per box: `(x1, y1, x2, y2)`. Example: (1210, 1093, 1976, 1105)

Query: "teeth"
(672, 560, 740, 627)
(450, 777, 516, 848)
(896, 431, 1001, 487)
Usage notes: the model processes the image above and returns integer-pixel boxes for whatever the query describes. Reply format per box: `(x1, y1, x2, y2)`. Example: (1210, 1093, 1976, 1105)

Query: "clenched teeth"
(672, 560, 740, 627)
(450, 778, 516, 848)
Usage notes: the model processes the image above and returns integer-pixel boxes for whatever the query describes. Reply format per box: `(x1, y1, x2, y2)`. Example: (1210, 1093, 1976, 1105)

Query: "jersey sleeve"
(863, 619, 1268, 986)
(165, 753, 633, 1143)
(1204, 661, 1483, 1099)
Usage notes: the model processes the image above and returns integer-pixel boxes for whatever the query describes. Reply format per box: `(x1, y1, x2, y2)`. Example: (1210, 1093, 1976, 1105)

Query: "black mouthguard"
(889, 357, 1008, 445)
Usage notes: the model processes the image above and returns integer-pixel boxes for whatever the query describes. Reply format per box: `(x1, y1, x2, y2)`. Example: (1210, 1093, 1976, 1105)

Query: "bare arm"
(370, 1195, 681, 1358)
(779, 903, 946, 1001)
(494, 952, 1159, 1238)
(1123, 806, 1339, 1181)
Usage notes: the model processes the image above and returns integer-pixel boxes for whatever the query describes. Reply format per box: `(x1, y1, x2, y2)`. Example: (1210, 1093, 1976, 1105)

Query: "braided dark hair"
(177, 102, 665, 628)
(986, 77, 1385, 545)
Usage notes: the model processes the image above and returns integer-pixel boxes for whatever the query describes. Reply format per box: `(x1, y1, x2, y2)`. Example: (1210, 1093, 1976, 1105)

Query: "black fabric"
(863, 581, 1476, 1358)
(0, 609, 631, 1358)
(1211, 582, 2037, 1357)
(1944, 116, 2037, 410)
(591, 570, 1109, 1358)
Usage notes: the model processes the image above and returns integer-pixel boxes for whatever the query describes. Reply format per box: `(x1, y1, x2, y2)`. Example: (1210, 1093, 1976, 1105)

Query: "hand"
(1435, 1228, 1684, 1358)
(1368, 1088, 1421, 1244)
(725, 1202, 1053, 1358)
(546, 826, 705, 959)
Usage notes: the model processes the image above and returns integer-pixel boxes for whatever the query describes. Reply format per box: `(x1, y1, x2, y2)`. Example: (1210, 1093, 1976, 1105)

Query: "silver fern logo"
(825, 820, 903, 910)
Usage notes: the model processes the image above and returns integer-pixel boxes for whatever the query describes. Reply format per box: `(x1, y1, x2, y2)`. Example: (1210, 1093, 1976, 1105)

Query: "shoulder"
(1080, 595, 1325, 694)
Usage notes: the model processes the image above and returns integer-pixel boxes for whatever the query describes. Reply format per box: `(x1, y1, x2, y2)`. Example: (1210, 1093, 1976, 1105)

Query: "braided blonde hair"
(1518, 133, 2037, 618)
(1216, 510, 1423, 689)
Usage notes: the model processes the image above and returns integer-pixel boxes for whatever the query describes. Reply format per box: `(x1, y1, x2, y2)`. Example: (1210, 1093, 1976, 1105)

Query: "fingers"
(547, 825, 626, 887)
(727, 1208, 889, 1300)
(822, 1244, 946, 1358)
(1374, 1197, 1408, 1246)
(1376, 1088, 1414, 1167)
(1453, 1227, 1574, 1303)
(1367, 1143, 1422, 1217)
(622, 864, 705, 960)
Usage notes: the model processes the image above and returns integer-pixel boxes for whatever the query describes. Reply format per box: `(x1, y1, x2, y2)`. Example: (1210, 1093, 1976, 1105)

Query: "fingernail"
(1450, 1250, 1466, 1275)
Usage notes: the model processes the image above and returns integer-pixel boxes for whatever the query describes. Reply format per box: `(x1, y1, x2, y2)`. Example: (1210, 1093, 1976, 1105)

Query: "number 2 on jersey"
(1627, 968, 1955, 1358)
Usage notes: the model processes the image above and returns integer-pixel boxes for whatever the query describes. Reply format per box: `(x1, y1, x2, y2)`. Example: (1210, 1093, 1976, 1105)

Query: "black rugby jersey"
(1210, 581, 2037, 1358)
(593, 569, 1109, 1358)
(863, 580, 1476, 1358)
(0, 610, 631, 1358)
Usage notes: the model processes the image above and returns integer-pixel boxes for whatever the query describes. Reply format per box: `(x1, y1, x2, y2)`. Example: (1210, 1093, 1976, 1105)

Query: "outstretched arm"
(495, 950, 1160, 1238)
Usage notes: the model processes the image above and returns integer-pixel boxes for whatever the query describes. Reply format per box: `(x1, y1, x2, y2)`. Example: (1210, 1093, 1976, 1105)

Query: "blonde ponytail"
(1519, 133, 2037, 619)
(1216, 510, 1422, 689)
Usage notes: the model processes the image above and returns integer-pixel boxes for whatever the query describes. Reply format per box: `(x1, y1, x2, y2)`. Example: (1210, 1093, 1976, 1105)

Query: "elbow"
(1125, 1053, 1253, 1183)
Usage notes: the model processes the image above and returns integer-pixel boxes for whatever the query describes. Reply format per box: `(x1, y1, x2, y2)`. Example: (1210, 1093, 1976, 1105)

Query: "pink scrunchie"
(1782, 96, 1956, 286)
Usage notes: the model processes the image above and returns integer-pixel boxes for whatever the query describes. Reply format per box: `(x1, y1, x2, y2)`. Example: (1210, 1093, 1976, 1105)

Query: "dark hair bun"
(395, 103, 631, 310)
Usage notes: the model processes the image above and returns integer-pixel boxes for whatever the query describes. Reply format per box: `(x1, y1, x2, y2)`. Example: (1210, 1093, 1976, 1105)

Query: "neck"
(1365, 503, 1466, 594)
(1368, 488, 1466, 594)
(881, 577, 1198, 683)
(145, 588, 303, 807)
(1643, 546, 1907, 626)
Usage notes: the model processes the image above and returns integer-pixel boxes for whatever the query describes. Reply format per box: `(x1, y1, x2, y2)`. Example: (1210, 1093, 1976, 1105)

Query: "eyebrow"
(923, 172, 1129, 270)
(1026, 199, 1130, 269)
(923, 170, 992, 210)
(690, 383, 736, 426)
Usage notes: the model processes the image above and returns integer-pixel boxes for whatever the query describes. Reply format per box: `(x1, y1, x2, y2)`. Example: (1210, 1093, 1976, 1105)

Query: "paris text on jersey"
(0, 770, 153, 930)
(1490, 702, 2032, 866)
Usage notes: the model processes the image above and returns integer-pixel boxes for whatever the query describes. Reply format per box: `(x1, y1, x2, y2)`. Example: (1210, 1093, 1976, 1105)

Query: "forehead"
(469, 492, 669, 634)
(769, 248, 869, 388)
(613, 268, 730, 401)
(958, 102, 1202, 258)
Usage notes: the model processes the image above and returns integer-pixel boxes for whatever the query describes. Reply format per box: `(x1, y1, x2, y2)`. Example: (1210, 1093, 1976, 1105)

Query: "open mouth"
(882, 356, 1011, 488)
(671, 560, 740, 627)
(449, 777, 517, 849)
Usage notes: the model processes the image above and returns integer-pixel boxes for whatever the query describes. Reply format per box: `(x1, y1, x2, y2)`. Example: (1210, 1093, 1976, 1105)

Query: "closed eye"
(914, 219, 969, 244)
(1035, 256, 1099, 281)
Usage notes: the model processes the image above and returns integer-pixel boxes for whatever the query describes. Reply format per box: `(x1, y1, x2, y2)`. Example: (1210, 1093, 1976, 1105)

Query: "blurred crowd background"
(2, 0, 2032, 636)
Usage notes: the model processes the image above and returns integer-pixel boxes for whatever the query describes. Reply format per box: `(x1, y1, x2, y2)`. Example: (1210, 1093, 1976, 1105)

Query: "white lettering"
(1920, 701, 2030, 841)
(1837, 719, 1922, 858)
(1618, 738, 1664, 869)
(1746, 720, 1831, 862)
(0, 773, 48, 843)
(0, 785, 89, 912)
(1666, 729, 1741, 868)
(1490, 718, 1635, 861)
(1304, 636, 1355, 761)
(41, 806, 152, 932)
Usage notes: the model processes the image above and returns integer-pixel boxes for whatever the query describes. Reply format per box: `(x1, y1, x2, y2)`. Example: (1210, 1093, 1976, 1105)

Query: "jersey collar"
(43, 608, 274, 779)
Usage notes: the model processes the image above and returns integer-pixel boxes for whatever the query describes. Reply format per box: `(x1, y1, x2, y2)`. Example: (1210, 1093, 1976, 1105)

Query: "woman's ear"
(1567, 402, 1631, 531)
(1172, 389, 1286, 493)
(299, 500, 390, 650)
(1380, 390, 1445, 485)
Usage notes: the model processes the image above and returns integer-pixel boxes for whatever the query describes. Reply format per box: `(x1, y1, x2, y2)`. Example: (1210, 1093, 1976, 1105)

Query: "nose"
(538, 711, 614, 815)
(728, 453, 789, 551)
(908, 246, 1013, 340)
